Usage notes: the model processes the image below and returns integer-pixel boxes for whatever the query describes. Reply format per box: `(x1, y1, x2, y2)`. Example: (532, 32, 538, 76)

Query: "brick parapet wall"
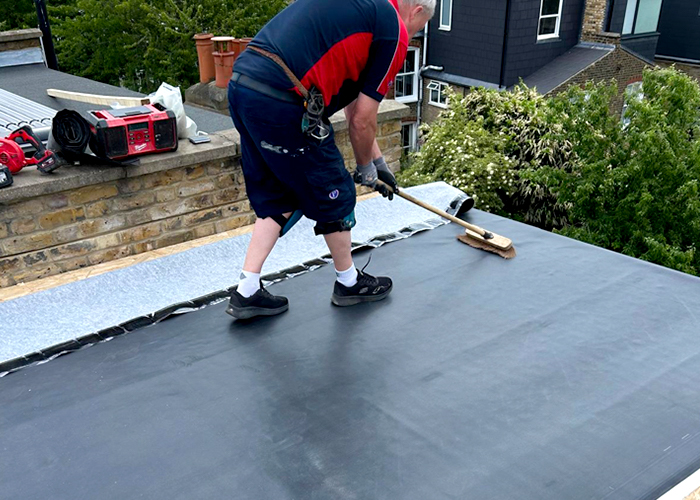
(0, 158, 253, 286)
(0, 101, 408, 287)
(585, 33, 621, 45)
(0, 28, 42, 52)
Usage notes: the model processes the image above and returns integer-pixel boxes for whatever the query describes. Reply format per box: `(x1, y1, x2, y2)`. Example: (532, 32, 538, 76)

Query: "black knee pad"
(270, 210, 303, 237)
(313, 211, 356, 236)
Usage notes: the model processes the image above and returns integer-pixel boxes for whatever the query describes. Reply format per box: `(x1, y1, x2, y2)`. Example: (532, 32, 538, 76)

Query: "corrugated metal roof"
(0, 87, 55, 137)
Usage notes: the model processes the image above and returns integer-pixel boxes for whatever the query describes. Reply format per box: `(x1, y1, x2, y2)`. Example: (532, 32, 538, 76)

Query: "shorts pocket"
(303, 162, 356, 221)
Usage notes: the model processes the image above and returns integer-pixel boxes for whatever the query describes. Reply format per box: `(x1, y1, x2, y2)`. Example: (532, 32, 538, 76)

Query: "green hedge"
(399, 67, 700, 276)
(0, 0, 287, 94)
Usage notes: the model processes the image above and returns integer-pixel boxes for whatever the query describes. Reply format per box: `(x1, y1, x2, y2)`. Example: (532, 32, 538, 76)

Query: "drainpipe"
(498, 0, 512, 89)
(33, 0, 59, 70)
(415, 21, 430, 151)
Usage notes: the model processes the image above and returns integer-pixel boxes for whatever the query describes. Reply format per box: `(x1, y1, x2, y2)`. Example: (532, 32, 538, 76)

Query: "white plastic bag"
(148, 83, 198, 139)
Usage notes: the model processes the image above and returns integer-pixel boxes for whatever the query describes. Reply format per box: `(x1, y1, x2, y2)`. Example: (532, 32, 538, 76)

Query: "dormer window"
(538, 0, 564, 40)
(623, 0, 663, 35)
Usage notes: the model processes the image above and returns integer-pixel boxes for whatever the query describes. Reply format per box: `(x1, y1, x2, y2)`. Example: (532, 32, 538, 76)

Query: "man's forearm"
(371, 139, 382, 161)
(346, 101, 382, 162)
(348, 119, 377, 166)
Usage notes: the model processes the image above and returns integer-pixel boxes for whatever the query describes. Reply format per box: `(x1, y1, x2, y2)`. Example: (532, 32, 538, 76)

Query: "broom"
(381, 183, 516, 259)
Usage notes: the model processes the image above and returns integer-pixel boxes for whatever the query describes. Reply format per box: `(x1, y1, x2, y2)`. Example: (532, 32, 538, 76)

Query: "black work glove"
(353, 157, 398, 200)
(373, 156, 399, 200)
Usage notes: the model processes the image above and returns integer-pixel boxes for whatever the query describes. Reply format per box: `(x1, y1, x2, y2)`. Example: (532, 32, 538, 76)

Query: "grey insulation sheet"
(1, 208, 700, 499)
(0, 182, 468, 368)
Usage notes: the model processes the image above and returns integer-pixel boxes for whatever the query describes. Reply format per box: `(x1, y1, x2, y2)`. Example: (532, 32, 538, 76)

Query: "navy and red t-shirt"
(233, 0, 409, 117)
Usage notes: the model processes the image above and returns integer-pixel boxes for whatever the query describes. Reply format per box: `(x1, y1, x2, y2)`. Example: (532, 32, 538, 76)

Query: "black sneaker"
(331, 269, 393, 307)
(226, 284, 289, 319)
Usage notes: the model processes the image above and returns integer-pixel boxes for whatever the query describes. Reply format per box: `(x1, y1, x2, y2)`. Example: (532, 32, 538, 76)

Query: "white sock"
(335, 264, 358, 287)
(238, 270, 261, 298)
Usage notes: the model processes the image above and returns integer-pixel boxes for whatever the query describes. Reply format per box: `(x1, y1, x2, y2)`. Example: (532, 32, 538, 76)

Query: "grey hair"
(401, 0, 436, 18)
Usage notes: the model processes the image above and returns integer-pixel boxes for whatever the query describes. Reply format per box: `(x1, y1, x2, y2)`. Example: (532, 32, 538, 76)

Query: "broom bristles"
(457, 234, 517, 259)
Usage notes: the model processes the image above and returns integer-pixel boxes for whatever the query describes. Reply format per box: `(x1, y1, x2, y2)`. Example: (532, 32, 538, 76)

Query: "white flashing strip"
(0, 47, 44, 68)
(658, 468, 700, 500)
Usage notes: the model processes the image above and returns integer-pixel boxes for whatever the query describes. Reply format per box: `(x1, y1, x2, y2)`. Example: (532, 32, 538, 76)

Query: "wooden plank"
(47, 89, 150, 107)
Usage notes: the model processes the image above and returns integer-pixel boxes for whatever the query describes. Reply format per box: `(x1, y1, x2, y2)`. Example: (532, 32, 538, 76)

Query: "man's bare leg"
(242, 214, 291, 273)
(235, 213, 291, 298)
(323, 230, 353, 273)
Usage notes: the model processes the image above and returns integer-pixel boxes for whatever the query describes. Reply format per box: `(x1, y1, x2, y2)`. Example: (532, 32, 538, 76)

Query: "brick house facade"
(421, 0, 661, 125)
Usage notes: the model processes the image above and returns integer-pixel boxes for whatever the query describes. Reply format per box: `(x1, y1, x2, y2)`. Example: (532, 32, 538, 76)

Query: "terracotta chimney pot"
(193, 33, 215, 84)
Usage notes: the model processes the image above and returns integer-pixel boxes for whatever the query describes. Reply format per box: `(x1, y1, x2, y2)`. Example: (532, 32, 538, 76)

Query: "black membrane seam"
(0, 195, 469, 377)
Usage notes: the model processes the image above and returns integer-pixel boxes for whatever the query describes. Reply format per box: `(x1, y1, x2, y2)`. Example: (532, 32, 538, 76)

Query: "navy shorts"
(228, 80, 356, 224)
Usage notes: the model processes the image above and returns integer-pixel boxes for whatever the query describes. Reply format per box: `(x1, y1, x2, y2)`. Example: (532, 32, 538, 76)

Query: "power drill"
(0, 125, 60, 177)
(0, 164, 12, 188)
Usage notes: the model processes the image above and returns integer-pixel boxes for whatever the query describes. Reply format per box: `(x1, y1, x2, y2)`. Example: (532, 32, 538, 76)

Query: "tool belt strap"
(248, 46, 309, 101)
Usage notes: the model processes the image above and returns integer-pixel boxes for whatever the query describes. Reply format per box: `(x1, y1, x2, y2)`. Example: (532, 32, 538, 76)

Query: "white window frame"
(537, 0, 565, 40)
(401, 123, 417, 154)
(439, 0, 453, 31)
(427, 80, 449, 109)
(394, 47, 420, 104)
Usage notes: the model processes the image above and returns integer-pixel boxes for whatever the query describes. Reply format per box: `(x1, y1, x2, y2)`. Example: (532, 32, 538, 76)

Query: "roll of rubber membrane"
(49, 109, 92, 161)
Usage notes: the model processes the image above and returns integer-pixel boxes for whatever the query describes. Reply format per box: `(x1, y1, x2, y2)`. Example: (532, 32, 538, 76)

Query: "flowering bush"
(399, 85, 572, 227)
(400, 66, 700, 276)
(399, 91, 517, 212)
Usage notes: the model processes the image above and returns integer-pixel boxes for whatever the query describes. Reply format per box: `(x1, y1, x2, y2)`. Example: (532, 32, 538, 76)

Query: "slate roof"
(519, 43, 615, 95)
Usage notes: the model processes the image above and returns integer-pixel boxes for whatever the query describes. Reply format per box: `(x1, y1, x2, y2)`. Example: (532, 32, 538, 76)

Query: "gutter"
(655, 54, 700, 66)
(416, 21, 430, 151)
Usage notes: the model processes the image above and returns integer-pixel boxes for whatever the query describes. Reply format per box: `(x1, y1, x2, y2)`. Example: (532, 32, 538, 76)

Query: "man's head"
(398, 0, 435, 38)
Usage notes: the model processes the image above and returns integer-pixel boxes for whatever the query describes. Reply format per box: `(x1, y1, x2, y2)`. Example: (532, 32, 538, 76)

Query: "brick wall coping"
(0, 130, 240, 205)
(0, 29, 43, 43)
(0, 100, 409, 205)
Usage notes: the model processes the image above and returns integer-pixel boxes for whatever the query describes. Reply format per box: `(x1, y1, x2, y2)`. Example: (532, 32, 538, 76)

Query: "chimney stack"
(581, 0, 620, 44)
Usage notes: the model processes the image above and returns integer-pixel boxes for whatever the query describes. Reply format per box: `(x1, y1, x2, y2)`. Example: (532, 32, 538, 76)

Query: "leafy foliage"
(536, 68, 700, 275)
(400, 89, 518, 212)
(399, 85, 573, 228)
(401, 67, 700, 276)
(0, 0, 36, 31)
(2, 0, 287, 93)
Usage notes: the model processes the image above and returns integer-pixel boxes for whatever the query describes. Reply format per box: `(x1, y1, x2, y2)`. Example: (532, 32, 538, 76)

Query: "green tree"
(0, 0, 37, 31)
(43, 0, 286, 93)
(0, 0, 78, 31)
(533, 68, 700, 275)
(400, 66, 700, 276)
(399, 91, 518, 213)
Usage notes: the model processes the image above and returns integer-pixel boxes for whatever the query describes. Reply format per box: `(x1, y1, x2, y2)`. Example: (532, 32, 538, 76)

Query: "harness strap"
(248, 46, 310, 100)
(231, 73, 301, 104)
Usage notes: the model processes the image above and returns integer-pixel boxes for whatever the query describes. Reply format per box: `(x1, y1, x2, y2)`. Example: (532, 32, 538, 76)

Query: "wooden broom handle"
(395, 189, 487, 237)
(373, 180, 488, 237)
